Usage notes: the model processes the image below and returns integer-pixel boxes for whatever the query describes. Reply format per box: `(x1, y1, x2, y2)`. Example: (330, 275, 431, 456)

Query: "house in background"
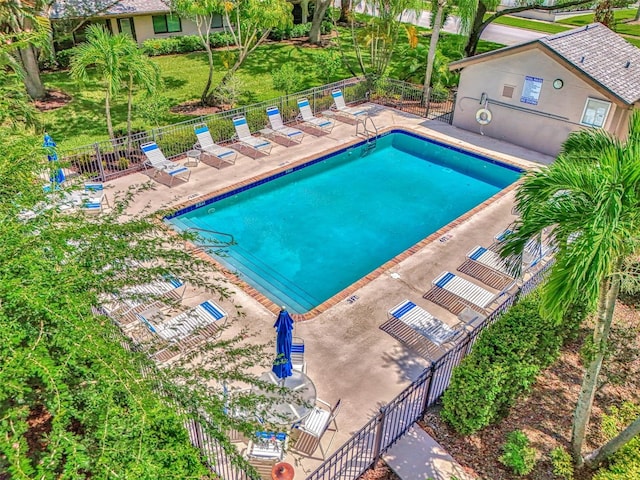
(50, 0, 306, 49)
(50, 0, 227, 49)
(449, 23, 640, 156)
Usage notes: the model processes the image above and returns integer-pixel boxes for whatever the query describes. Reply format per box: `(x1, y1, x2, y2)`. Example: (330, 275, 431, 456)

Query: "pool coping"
(164, 126, 524, 322)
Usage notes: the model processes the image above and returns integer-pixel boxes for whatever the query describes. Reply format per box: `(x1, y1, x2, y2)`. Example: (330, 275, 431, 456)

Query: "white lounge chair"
(101, 276, 186, 326)
(266, 106, 304, 143)
(432, 272, 499, 311)
(297, 98, 334, 132)
(331, 89, 368, 119)
(467, 246, 511, 275)
(387, 300, 459, 346)
(141, 142, 191, 186)
(232, 116, 273, 158)
(137, 299, 227, 341)
(193, 124, 237, 168)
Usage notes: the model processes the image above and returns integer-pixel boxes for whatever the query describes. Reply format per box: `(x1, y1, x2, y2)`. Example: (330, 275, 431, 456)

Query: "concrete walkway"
(384, 425, 476, 480)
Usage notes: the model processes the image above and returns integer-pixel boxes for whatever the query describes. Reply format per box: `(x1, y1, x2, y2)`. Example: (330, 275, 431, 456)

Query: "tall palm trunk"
(105, 89, 115, 140)
(127, 74, 134, 137)
(423, 1, 445, 101)
(571, 269, 622, 464)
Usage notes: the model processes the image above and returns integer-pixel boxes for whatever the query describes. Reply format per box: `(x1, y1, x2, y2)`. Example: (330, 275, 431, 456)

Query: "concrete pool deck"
(106, 106, 553, 478)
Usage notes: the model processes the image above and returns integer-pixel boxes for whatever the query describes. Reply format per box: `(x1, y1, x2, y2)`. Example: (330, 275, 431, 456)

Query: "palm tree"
(423, 0, 447, 100)
(500, 112, 640, 466)
(70, 25, 137, 139)
(121, 46, 160, 140)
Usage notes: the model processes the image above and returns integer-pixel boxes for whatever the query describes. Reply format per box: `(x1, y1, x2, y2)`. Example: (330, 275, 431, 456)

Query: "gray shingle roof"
(540, 23, 640, 104)
(50, 0, 170, 19)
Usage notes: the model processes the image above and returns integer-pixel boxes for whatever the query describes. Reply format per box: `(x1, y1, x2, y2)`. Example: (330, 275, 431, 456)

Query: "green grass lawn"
(559, 8, 640, 36)
(489, 15, 572, 34)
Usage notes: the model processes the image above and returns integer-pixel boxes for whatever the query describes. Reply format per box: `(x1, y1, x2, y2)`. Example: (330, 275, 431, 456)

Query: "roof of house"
(449, 23, 640, 105)
(50, 0, 171, 19)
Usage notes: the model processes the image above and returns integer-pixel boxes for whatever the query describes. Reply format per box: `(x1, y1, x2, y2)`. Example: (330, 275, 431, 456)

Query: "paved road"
(353, 5, 548, 46)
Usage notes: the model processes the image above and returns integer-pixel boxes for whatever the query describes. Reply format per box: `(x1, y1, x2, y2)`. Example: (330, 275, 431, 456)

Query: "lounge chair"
(141, 142, 191, 186)
(266, 106, 304, 143)
(387, 300, 460, 346)
(297, 98, 334, 132)
(423, 271, 506, 315)
(193, 124, 237, 168)
(331, 89, 369, 119)
(232, 116, 273, 158)
(101, 276, 186, 326)
(137, 299, 227, 341)
(380, 300, 462, 360)
(457, 245, 517, 290)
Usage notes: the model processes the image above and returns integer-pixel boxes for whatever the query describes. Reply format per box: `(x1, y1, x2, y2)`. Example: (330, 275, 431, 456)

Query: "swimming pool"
(167, 130, 522, 314)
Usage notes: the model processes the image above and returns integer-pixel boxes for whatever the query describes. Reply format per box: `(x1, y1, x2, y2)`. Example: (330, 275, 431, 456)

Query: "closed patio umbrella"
(272, 307, 293, 380)
(43, 133, 65, 184)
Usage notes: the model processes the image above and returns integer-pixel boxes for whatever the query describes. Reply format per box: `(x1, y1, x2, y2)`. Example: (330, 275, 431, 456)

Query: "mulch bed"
(34, 89, 72, 112)
(358, 459, 402, 480)
(417, 300, 640, 480)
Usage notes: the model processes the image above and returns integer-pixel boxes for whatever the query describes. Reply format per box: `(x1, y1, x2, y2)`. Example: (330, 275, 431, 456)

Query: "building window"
(211, 14, 223, 28)
(580, 98, 611, 128)
(117, 17, 137, 41)
(152, 14, 182, 34)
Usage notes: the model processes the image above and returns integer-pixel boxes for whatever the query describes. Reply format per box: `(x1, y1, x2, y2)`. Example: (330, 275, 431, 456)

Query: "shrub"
(205, 118, 235, 143)
(315, 49, 342, 84)
(593, 402, 640, 480)
(550, 446, 574, 480)
(272, 64, 305, 95)
(441, 293, 585, 434)
(429, 84, 450, 103)
(499, 431, 537, 476)
(141, 33, 234, 56)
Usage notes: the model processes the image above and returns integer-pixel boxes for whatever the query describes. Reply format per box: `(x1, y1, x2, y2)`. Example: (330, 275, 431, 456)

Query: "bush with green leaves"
(272, 63, 305, 95)
(141, 32, 234, 56)
(441, 293, 585, 434)
(499, 430, 537, 476)
(592, 402, 640, 480)
(269, 22, 312, 40)
(315, 48, 342, 84)
(550, 446, 574, 480)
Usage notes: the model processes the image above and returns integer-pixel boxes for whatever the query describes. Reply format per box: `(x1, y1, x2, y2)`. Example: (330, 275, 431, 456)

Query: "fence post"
(94, 143, 105, 182)
(371, 407, 386, 460)
(420, 366, 435, 415)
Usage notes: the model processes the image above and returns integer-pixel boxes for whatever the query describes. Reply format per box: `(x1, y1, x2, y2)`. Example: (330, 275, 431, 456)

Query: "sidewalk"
(383, 425, 476, 480)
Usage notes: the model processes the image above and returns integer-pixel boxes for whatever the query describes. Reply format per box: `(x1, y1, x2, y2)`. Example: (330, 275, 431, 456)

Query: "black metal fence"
(57, 77, 454, 183)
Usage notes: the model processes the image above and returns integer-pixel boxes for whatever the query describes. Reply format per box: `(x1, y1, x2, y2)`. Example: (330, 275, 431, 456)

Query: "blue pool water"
(167, 130, 522, 313)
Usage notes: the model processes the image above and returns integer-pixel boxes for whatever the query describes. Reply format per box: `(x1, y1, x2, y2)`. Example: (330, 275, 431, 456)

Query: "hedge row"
(440, 293, 586, 435)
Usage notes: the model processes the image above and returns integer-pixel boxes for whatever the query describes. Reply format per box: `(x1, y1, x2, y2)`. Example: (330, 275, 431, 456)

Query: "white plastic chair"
(292, 398, 341, 460)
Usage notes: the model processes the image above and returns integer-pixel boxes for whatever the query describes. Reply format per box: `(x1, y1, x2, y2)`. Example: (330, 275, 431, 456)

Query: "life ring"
(475, 108, 492, 125)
